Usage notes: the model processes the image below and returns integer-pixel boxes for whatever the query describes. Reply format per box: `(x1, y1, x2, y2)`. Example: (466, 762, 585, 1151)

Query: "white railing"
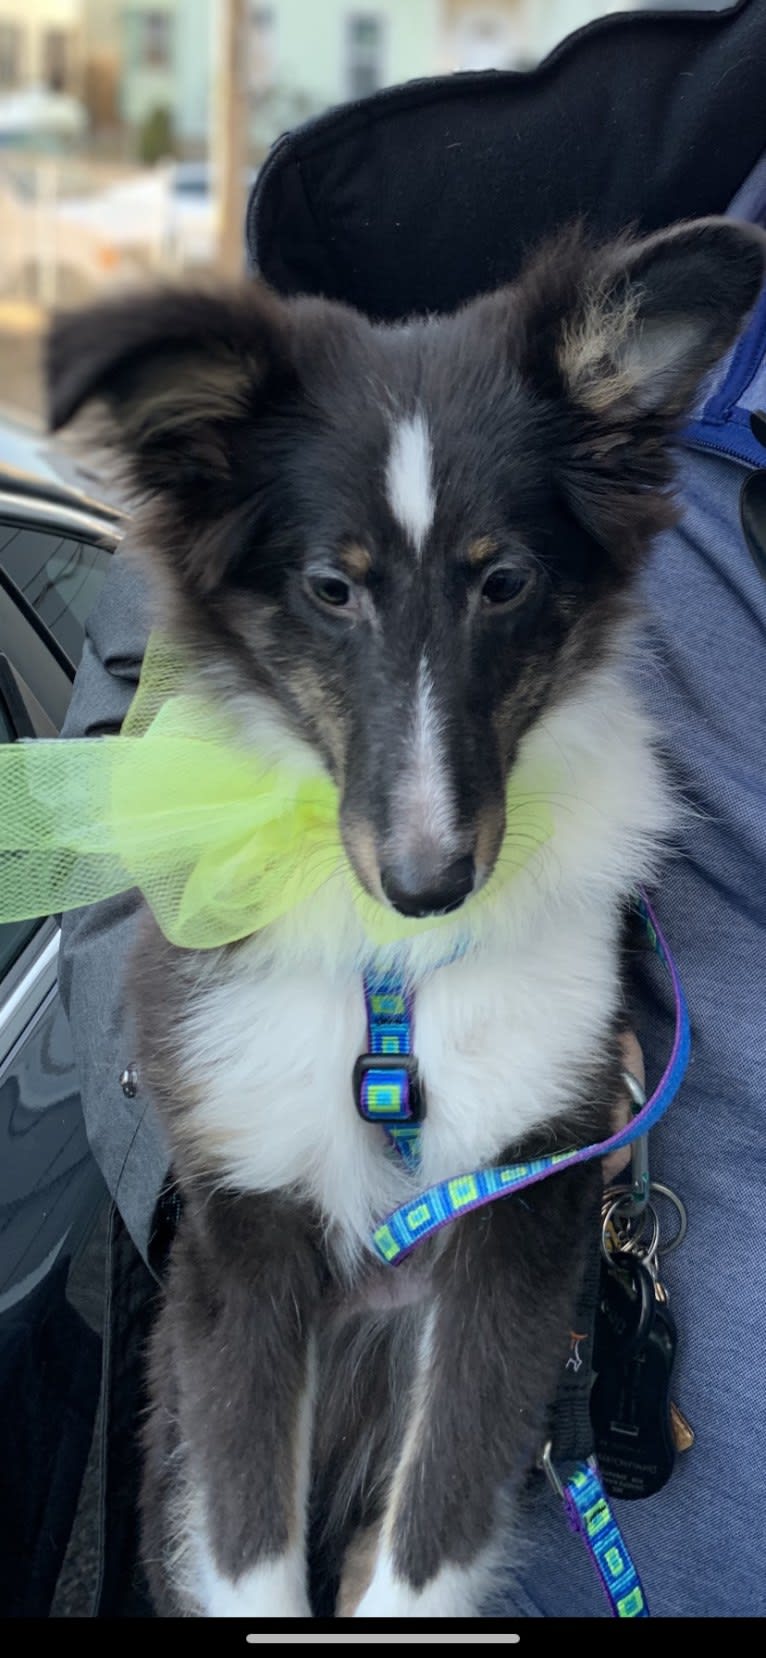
(0, 158, 215, 306)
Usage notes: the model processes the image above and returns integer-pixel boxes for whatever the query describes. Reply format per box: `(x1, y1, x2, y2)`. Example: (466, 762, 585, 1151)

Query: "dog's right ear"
(47, 283, 300, 589)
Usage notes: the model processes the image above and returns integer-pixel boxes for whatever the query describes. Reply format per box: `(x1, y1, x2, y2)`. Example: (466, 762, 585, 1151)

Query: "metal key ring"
(600, 1188, 647, 1257)
(649, 1182, 688, 1256)
(601, 1194, 660, 1264)
(637, 1202, 661, 1270)
(602, 1182, 653, 1243)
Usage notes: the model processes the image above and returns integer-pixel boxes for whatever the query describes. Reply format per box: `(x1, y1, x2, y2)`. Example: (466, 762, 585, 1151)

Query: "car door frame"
(0, 484, 122, 678)
(0, 480, 121, 1093)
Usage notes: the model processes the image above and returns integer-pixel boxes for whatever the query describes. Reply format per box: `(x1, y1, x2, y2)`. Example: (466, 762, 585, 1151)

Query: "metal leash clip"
(621, 1068, 650, 1216)
(538, 1441, 650, 1618)
(601, 1070, 687, 1264)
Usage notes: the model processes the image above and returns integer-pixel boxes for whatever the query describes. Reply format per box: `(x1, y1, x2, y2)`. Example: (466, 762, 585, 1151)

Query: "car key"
(591, 1253, 678, 1500)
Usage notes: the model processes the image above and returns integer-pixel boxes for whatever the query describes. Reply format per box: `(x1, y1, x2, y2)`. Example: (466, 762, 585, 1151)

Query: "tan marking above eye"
(338, 542, 372, 580)
(466, 535, 500, 567)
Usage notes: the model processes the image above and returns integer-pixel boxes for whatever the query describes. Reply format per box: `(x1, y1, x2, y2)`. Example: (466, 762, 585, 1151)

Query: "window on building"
(248, 6, 275, 93)
(43, 27, 70, 92)
(140, 8, 173, 70)
(345, 14, 385, 102)
(0, 23, 21, 89)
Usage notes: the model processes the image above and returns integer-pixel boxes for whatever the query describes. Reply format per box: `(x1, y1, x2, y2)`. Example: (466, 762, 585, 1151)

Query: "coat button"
(119, 1063, 139, 1099)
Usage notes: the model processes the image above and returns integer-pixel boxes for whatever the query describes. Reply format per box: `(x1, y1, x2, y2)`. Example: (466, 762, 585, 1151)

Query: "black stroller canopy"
(248, 0, 766, 322)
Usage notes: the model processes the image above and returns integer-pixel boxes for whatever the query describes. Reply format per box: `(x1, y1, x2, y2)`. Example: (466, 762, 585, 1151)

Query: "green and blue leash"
(354, 889, 690, 1619)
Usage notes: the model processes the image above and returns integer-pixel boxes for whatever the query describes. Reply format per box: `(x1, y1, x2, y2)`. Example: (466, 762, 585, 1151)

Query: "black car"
(0, 419, 123, 1617)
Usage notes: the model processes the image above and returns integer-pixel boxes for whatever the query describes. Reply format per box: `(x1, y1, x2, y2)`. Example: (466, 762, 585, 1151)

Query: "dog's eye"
(480, 566, 532, 608)
(308, 573, 353, 610)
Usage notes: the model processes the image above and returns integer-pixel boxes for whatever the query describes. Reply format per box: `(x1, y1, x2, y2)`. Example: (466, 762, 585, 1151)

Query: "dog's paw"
(354, 1551, 482, 1619)
(200, 1554, 311, 1619)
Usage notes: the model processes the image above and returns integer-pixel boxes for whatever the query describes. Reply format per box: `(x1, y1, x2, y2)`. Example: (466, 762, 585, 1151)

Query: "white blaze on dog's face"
(385, 411, 436, 556)
(48, 219, 766, 917)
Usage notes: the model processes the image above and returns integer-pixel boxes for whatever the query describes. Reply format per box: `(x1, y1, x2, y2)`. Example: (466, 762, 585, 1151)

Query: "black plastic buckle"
(352, 1051, 426, 1124)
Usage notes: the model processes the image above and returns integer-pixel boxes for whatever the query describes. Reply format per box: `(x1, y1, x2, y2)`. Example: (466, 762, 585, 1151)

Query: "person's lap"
(499, 450, 766, 1618)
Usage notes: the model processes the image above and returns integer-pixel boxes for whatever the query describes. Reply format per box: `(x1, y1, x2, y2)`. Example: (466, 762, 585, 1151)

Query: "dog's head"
(49, 219, 765, 918)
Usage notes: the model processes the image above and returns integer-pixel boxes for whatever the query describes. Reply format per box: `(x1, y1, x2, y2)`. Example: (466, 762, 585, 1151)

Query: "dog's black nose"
(381, 855, 475, 918)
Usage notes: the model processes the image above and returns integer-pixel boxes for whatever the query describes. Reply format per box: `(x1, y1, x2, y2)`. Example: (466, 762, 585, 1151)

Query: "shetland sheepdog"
(49, 217, 764, 1618)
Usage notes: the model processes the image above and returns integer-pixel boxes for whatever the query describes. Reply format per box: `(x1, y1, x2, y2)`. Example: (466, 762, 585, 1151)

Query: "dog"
(49, 217, 764, 1618)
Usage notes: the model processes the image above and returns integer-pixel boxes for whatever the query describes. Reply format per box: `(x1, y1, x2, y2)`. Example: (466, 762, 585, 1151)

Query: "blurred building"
(249, 0, 441, 108)
(119, 1, 447, 157)
(0, 1, 81, 95)
(0, 2, 738, 160)
(116, 3, 677, 160)
(440, 2, 527, 70)
(119, 0, 204, 149)
(440, 3, 651, 73)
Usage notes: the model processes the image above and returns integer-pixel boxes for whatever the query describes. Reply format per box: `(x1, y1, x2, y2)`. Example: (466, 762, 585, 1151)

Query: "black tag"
(591, 1255, 677, 1500)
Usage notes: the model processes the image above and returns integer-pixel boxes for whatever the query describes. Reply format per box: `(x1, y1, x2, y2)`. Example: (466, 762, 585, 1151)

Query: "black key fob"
(591, 1257, 677, 1501)
(592, 1252, 656, 1370)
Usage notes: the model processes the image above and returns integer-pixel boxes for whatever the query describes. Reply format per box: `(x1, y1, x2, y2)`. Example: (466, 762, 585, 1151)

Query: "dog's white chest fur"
(177, 667, 673, 1263)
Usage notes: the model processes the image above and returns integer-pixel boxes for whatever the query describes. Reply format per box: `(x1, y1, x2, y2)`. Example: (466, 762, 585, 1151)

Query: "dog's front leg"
(354, 1162, 602, 1618)
(142, 1188, 321, 1619)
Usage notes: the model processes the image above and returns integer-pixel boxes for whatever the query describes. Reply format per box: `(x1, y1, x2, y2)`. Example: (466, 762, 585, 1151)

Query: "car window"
(0, 690, 39, 979)
(0, 512, 113, 984)
(0, 522, 111, 667)
(0, 583, 72, 729)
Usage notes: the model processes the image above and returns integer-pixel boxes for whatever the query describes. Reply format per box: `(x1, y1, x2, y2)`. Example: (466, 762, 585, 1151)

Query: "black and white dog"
(50, 219, 764, 1618)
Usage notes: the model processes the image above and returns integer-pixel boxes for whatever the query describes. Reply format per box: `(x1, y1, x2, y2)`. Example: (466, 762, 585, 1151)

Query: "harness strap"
(355, 982, 424, 1172)
(367, 890, 690, 1266)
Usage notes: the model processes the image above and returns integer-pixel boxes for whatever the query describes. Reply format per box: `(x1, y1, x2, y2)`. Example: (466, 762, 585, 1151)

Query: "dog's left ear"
(517, 218, 766, 554)
(47, 283, 305, 590)
(48, 281, 294, 475)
